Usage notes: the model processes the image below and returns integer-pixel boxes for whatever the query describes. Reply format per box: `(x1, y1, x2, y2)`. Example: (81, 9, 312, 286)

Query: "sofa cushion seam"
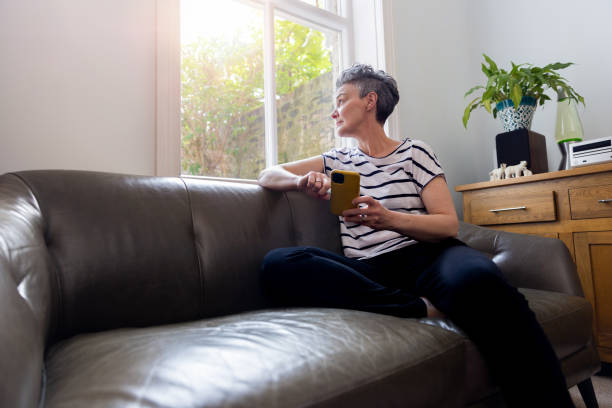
(538, 304, 589, 325)
(180, 178, 206, 317)
(282, 191, 298, 245)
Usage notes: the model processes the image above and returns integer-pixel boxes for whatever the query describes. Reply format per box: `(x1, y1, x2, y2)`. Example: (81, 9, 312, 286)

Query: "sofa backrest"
(183, 179, 341, 318)
(0, 171, 343, 345)
(7, 171, 206, 344)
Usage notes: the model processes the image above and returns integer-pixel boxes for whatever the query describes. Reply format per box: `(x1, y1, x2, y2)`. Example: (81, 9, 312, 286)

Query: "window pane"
(274, 17, 342, 164)
(298, 0, 339, 15)
(180, 0, 265, 179)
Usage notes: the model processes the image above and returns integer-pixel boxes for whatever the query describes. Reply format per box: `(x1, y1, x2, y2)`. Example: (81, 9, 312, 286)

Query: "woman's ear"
(365, 91, 378, 111)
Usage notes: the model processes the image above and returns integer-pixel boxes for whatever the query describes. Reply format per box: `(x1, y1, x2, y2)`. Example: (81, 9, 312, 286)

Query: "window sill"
(180, 175, 259, 185)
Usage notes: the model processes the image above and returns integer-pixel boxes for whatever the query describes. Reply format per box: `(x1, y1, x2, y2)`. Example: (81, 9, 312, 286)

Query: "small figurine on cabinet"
(505, 161, 528, 179)
(489, 163, 507, 181)
(523, 168, 533, 177)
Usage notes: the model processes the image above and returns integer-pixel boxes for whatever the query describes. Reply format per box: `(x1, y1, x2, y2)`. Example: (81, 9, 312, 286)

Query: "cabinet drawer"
(469, 191, 556, 226)
(569, 184, 612, 220)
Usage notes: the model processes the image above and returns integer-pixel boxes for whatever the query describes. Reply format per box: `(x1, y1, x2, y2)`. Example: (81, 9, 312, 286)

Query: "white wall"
(390, 0, 476, 216)
(1, 0, 610, 199)
(0, 0, 156, 176)
(391, 0, 612, 217)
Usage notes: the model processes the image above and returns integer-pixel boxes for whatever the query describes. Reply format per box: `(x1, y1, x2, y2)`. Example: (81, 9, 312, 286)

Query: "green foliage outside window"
(181, 19, 335, 178)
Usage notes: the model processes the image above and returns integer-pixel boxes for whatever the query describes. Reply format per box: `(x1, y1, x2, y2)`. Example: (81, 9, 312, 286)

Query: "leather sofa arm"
(0, 174, 48, 408)
(457, 222, 584, 297)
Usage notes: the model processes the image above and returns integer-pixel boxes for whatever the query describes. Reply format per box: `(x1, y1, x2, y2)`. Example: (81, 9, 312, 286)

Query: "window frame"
(155, 0, 395, 178)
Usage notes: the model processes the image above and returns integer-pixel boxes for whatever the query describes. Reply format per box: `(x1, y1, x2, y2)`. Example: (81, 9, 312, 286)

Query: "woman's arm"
(258, 155, 331, 200)
(342, 175, 459, 242)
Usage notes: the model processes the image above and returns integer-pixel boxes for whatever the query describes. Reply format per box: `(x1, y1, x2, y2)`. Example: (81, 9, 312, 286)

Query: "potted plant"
(463, 54, 584, 131)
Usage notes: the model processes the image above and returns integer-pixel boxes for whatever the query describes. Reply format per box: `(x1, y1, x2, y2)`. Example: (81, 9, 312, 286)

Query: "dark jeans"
(260, 240, 574, 407)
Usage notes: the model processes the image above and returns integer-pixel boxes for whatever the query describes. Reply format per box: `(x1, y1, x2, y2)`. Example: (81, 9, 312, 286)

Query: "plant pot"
(496, 96, 537, 132)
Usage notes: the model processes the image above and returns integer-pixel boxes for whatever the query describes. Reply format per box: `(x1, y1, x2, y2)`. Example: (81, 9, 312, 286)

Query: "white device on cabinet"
(570, 137, 612, 167)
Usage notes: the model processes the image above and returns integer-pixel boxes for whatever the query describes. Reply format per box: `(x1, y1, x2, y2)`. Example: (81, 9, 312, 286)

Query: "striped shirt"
(322, 138, 444, 259)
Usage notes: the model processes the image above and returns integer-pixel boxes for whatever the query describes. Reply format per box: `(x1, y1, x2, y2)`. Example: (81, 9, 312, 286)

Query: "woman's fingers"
(342, 207, 364, 218)
(352, 195, 377, 208)
(306, 173, 316, 189)
(318, 179, 331, 199)
(342, 196, 392, 229)
(301, 171, 330, 200)
(343, 196, 376, 217)
(342, 205, 371, 224)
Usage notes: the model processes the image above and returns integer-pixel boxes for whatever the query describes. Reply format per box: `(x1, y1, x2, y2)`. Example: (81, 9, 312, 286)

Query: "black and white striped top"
(322, 138, 444, 259)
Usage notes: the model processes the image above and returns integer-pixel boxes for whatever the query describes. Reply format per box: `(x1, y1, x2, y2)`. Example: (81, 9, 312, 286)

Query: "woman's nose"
(330, 109, 338, 119)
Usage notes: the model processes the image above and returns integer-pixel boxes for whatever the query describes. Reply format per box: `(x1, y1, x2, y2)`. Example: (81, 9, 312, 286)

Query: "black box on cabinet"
(495, 129, 548, 174)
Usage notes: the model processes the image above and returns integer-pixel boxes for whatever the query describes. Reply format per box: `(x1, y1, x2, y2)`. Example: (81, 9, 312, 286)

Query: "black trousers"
(260, 240, 574, 407)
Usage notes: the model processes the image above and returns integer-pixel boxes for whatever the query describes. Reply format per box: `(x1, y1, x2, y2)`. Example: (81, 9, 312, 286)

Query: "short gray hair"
(336, 64, 399, 124)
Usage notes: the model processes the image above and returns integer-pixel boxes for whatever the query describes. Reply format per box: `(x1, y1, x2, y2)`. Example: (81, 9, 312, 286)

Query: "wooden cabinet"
(574, 231, 612, 362)
(456, 163, 612, 362)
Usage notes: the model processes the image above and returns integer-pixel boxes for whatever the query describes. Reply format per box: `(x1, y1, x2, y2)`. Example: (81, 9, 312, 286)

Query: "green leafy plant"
(181, 19, 334, 178)
(463, 54, 584, 128)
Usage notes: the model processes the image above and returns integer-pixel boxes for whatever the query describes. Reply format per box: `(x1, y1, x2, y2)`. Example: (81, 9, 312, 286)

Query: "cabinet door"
(574, 231, 612, 363)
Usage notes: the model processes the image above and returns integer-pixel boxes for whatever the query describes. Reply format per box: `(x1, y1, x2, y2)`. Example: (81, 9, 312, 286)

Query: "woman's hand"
(297, 171, 331, 200)
(340, 176, 457, 242)
(341, 196, 395, 230)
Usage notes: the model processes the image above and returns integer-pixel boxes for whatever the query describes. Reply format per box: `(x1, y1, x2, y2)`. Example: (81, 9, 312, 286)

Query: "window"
(273, 16, 343, 168)
(298, 0, 339, 14)
(180, 0, 266, 178)
(155, 0, 393, 178)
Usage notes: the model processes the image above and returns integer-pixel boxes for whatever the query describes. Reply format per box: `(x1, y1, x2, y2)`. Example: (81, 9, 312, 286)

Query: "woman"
(258, 64, 573, 407)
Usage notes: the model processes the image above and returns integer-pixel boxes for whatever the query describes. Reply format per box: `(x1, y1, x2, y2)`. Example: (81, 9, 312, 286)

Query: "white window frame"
(155, 0, 396, 178)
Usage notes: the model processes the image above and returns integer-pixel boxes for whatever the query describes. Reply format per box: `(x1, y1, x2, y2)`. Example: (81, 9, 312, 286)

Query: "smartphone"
(330, 170, 360, 216)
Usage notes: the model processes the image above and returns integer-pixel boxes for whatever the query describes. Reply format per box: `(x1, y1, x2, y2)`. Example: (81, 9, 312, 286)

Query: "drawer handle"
(599, 199, 612, 203)
(489, 206, 527, 213)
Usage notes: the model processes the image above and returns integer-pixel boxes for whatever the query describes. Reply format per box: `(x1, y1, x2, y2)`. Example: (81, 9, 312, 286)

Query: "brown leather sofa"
(0, 170, 601, 407)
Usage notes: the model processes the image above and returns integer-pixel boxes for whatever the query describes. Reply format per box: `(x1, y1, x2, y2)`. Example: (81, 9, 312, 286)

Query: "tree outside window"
(180, 0, 342, 179)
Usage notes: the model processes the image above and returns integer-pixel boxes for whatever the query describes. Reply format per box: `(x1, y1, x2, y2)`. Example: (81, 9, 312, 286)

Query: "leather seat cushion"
(520, 288, 593, 360)
(418, 288, 594, 404)
(44, 309, 466, 408)
(419, 288, 592, 360)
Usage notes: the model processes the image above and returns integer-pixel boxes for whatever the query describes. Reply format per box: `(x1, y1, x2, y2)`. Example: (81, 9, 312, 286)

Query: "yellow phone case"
(330, 170, 360, 216)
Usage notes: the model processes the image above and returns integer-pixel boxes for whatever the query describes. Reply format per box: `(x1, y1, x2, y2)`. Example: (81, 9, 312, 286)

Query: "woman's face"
(331, 83, 368, 137)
